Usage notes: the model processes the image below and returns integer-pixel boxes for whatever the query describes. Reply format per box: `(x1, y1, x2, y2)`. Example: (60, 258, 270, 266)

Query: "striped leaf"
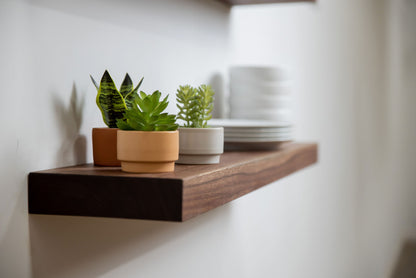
(119, 73, 133, 99)
(96, 70, 127, 128)
(124, 77, 144, 109)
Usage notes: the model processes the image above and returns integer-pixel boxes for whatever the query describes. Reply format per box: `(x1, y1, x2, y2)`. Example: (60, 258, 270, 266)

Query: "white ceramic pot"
(177, 127, 224, 164)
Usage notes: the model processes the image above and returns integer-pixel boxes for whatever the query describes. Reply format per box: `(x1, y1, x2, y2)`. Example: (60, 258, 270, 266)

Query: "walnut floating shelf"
(28, 142, 317, 222)
(219, 0, 315, 5)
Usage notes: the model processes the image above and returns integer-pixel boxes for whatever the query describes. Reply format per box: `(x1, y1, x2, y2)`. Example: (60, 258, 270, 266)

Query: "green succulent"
(90, 70, 143, 128)
(116, 90, 178, 131)
(176, 84, 214, 128)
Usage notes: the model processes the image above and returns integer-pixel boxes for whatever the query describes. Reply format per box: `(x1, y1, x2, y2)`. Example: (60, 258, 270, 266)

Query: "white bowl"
(230, 83, 292, 97)
(230, 66, 290, 82)
(224, 136, 293, 143)
(225, 131, 293, 138)
(229, 109, 293, 119)
(230, 91, 292, 101)
(230, 96, 292, 109)
(230, 109, 293, 122)
(223, 127, 293, 133)
(231, 78, 293, 90)
(210, 118, 292, 128)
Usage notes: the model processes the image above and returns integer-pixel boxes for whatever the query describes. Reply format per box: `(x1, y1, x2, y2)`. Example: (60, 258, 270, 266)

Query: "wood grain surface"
(28, 142, 318, 222)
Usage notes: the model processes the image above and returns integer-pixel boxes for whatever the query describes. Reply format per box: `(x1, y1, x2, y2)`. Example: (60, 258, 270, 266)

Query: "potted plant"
(116, 90, 179, 173)
(176, 84, 224, 164)
(90, 70, 143, 166)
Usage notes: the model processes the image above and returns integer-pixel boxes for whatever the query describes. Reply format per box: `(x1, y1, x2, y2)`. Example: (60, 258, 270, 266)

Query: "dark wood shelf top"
(28, 142, 318, 222)
(219, 0, 315, 5)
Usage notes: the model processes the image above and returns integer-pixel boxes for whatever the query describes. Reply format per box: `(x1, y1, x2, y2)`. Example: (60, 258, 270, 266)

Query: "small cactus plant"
(176, 84, 214, 128)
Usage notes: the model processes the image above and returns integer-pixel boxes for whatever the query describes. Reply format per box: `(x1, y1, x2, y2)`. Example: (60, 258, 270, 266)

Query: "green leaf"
(153, 95, 169, 115)
(90, 75, 99, 90)
(124, 93, 138, 110)
(119, 73, 133, 99)
(150, 91, 162, 110)
(116, 118, 133, 130)
(117, 90, 177, 131)
(125, 77, 144, 109)
(176, 84, 215, 128)
(138, 96, 153, 113)
(96, 70, 127, 128)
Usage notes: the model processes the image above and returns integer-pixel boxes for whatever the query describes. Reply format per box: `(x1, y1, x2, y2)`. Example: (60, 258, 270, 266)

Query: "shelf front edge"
(28, 174, 184, 221)
(181, 143, 318, 221)
(28, 142, 318, 222)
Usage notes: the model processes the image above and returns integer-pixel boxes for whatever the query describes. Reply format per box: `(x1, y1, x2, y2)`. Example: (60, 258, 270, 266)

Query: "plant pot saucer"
(120, 161, 175, 173)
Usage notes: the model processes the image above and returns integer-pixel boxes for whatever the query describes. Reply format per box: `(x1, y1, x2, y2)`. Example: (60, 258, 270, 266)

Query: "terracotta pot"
(117, 130, 179, 173)
(176, 127, 224, 164)
(92, 128, 121, 166)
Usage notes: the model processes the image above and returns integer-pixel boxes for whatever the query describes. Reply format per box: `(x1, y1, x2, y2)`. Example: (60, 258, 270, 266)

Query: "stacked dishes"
(229, 66, 293, 122)
(210, 119, 293, 150)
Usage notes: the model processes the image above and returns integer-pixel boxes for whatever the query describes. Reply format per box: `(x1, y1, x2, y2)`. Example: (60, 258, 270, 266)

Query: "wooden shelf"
(28, 142, 317, 222)
(219, 0, 315, 5)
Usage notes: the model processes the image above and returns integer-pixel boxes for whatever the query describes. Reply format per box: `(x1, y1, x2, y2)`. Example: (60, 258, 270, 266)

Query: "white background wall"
(0, 0, 415, 277)
(231, 0, 416, 277)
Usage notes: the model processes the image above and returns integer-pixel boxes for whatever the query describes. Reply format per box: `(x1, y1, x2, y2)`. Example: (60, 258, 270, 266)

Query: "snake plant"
(116, 90, 178, 131)
(176, 84, 214, 128)
(90, 70, 143, 128)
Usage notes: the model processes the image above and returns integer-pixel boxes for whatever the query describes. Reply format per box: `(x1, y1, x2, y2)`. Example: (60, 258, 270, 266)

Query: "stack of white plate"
(210, 119, 293, 150)
(229, 66, 293, 122)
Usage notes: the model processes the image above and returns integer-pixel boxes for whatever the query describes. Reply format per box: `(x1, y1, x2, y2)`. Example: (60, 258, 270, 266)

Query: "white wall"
(231, 1, 367, 277)
(357, 0, 416, 276)
(231, 0, 416, 278)
(0, 0, 231, 277)
(386, 0, 416, 236)
(1, 0, 415, 277)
